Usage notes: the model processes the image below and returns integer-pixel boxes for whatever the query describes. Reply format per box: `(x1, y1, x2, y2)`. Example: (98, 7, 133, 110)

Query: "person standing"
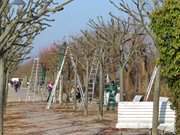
(47, 81, 53, 102)
(76, 86, 81, 103)
(106, 81, 118, 111)
(14, 81, 19, 92)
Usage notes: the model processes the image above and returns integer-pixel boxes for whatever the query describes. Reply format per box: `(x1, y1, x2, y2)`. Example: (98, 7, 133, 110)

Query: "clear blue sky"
(31, 0, 121, 56)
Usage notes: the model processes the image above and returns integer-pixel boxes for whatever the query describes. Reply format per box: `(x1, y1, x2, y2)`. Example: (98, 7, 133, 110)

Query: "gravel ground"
(4, 87, 166, 135)
(4, 102, 154, 135)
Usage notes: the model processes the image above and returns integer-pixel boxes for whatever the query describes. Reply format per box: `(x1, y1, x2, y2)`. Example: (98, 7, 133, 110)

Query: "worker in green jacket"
(105, 80, 118, 111)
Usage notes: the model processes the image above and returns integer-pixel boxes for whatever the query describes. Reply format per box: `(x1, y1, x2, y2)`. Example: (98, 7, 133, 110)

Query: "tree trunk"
(0, 58, 5, 135)
(152, 65, 160, 135)
(98, 62, 104, 120)
(119, 66, 124, 101)
(3, 70, 8, 114)
(84, 60, 88, 116)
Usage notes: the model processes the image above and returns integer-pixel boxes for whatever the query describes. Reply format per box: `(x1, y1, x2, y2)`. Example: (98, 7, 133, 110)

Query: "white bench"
(116, 102, 175, 133)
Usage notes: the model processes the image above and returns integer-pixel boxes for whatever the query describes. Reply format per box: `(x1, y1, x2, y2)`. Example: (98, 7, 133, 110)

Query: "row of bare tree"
(14, 13, 170, 122)
(11, 0, 172, 134)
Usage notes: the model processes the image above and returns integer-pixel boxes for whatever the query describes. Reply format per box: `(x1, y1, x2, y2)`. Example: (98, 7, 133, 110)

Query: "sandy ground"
(4, 102, 153, 135)
(4, 87, 154, 135)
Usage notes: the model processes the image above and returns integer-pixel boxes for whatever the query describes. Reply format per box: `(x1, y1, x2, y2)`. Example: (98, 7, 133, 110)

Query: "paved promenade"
(5, 87, 153, 135)
(7, 85, 48, 102)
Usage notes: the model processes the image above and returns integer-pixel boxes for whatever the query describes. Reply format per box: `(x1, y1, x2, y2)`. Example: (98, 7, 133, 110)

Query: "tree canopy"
(151, 0, 180, 104)
(150, 0, 180, 133)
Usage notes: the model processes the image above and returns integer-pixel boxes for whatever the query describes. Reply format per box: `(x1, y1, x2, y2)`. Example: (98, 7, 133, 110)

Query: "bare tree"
(0, 0, 74, 134)
(109, 0, 163, 134)
(71, 32, 98, 115)
(78, 30, 106, 120)
(70, 29, 104, 119)
(88, 17, 145, 101)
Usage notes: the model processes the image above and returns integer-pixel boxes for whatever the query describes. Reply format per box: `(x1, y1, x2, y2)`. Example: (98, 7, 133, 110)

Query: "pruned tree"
(0, 0, 74, 134)
(109, 0, 163, 134)
(88, 16, 146, 101)
(76, 29, 106, 120)
(72, 33, 97, 115)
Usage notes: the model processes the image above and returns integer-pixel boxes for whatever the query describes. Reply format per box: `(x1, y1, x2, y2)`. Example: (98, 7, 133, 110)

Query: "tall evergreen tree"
(151, 0, 180, 133)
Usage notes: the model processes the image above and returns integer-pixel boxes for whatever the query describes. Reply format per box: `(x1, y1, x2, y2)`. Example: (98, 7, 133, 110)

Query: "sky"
(31, 0, 122, 56)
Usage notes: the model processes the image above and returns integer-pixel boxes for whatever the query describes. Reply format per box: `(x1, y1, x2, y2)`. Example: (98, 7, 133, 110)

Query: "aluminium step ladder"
(88, 52, 99, 101)
(68, 48, 85, 108)
(145, 65, 159, 101)
(46, 48, 68, 109)
(26, 58, 42, 101)
(46, 47, 85, 109)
